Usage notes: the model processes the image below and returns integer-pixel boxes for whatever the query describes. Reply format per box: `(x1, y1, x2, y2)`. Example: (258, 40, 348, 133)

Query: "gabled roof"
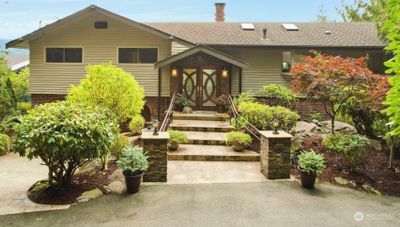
(147, 22, 386, 48)
(155, 45, 248, 68)
(6, 5, 193, 49)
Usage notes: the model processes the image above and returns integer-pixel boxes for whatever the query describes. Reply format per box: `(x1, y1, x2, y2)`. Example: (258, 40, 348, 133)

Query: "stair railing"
(159, 92, 177, 132)
(228, 95, 261, 141)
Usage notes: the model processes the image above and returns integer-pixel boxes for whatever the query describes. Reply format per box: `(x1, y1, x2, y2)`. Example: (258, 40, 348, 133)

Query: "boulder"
(108, 169, 125, 183)
(105, 181, 126, 194)
(367, 139, 382, 151)
(295, 121, 317, 134)
(334, 177, 356, 188)
(77, 188, 103, 202)
(322, 121, 356, 133)
(362, 184, 382, 196)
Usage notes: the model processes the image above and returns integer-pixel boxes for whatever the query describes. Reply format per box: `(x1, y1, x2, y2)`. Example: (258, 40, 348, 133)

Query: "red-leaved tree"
(291, 51, 389, 135)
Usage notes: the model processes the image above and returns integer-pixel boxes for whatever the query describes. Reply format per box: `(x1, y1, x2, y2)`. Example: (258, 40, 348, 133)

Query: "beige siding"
(30, 12, 171, 97)
(171, 41, 190, 55)
(215, 47, 289, 93)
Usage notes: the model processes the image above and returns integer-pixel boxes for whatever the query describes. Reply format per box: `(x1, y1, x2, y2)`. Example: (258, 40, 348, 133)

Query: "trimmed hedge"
(237, 101, 299, 131)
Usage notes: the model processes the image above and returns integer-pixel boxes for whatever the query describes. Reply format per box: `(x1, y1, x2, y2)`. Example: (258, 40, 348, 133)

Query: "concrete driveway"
(0, 181, 399, 227)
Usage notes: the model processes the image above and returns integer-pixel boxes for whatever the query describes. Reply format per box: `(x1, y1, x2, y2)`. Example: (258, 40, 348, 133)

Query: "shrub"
(168, 130, 188, 146)
(67, 63, 144, 124)
(323, 133, 368, 165)
(117, 145, 149, 175)
(111, 134, 130, 159)
(258, 84, 298, 107)
(129, 115, 145, 135)
(174, 93, 191, 108)
(231, 117, 248, 130)
(297, 150, 326, 174)
(13, 101, 119, 188)
(226, 131, 252, 146)
(17, 102, 32, 114)
(237, 101, 299, 131)
(233, 92, 255, 105)
(0, 133, 10, 155)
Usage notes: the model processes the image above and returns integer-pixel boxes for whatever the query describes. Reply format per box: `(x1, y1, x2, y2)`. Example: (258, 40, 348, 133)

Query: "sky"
(0, 0, 355, 40)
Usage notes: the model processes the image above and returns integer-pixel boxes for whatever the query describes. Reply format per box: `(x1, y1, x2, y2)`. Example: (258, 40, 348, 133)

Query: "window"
(118, 48, 158, 64)
(46, 48, 82, 63)
(282, 51, 292, 73)
(94, 21, 108, 29)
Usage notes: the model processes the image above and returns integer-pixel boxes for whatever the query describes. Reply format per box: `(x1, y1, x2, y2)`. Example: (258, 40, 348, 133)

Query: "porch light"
(272, 119, 280, 135)
(171, 67, 178, 77)
(222, 68, 229, 78)
(153, 119, 159, 136)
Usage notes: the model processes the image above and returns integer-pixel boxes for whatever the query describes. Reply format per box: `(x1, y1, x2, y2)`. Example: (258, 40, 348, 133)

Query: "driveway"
(0, 181, 399, 227)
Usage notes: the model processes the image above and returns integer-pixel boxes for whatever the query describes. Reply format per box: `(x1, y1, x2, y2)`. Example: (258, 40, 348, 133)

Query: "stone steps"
(170, 120, 233, 132)
(173, 111, 230, 121)
(168, 144, 260, 162)
(180, 131, 228, 145)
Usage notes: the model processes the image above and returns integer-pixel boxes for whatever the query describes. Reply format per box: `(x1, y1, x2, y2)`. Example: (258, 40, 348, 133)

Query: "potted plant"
(226, 131, 252, 152)
(214, 94, 230, 113)
(297, 150, 326, 189)
(116, 145, 149, 194)
(168, 130, 188, 151)
(174, 93, 190, 112)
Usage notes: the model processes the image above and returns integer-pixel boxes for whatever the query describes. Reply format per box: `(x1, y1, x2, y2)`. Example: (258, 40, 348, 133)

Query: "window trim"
(44, 46, 84, 64)
(117, 46, 159, 65)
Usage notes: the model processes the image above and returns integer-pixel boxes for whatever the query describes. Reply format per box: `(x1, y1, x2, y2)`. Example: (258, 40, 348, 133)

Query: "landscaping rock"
(362, 184, 382, 196)
(77, 160, 102, 176)
(108, 169, 125, 183)
(367, 139, 382, 151)
(322, 121, 356, 133)
(334, 177, 356, 188)
(295, 121, 317, 134)
(77, 188, 103, 202)
(105, 181, 126, 194)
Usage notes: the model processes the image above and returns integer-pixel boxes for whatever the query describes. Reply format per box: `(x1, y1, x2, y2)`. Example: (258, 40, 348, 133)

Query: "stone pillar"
(260, 131, 292, 179)
(142, 132, 169, 182)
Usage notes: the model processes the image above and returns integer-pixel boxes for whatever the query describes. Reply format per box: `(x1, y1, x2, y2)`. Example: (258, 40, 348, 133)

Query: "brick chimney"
(215, 3, 225, 22)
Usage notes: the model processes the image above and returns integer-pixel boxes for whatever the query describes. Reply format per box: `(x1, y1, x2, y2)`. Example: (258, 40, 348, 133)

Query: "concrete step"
(168, 144, 260, 162)
(173, 111, 230, 121)
(170, 120, 233, 132)
(180, 131, 228, 145)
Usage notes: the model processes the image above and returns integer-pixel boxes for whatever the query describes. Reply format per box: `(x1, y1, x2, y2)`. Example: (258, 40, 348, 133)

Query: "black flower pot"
(300, 170, 316, 189)
(124, 172, 143, 194)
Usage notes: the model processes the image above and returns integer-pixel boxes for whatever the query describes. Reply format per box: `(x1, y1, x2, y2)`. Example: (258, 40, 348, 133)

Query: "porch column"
(239, 67, 242, 94)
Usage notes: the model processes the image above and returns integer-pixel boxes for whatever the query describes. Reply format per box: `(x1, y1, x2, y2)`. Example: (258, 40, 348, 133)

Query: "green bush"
(111, 134, 130, 159)
(13, 101, 119, 187)
(233, 92, 255, 106)
(298, 150, 326, 174)
(67, 63, 144, 124)
(168, 130, 189, 146)
(0, 133, 10, 155)
(17, 102, 32, 114)
(237, 101, 299, 131)
(129, 115, 145, 135)
(258, 84, 297, 107)
(117, 145, 148, 175)
(323, 133, 368, 165)
(226, 131, 252, 146)
(231, 117, 248, 130)
(174, 93, 191, 108)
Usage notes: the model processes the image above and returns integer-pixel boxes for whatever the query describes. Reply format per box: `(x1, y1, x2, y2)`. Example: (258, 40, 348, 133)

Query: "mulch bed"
(291, 135, 400, 196)
(28, 161, 118, 205)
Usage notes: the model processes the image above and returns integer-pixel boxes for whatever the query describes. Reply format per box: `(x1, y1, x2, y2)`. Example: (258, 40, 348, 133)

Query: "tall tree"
(316, 4, 328, 22)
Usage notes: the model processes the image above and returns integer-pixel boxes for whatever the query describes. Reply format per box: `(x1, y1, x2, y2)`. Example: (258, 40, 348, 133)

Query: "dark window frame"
(45, 47, 83, 63)
(118, 47, 158, 64)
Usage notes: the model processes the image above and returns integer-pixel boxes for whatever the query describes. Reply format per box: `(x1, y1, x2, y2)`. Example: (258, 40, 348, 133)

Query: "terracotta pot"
(231, 141, 245, 152)
(124, 172, 143, 194)
(168, 142, 179, 151)
(300, 170, 316, 189)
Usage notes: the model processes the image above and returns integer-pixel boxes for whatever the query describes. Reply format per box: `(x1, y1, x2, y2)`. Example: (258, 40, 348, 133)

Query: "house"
(6, 3, 387, 120)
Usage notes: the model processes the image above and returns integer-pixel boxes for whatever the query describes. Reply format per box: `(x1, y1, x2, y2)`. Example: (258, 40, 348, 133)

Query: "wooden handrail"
(159, 92, 177, 132)
(228, 95, 261, 141)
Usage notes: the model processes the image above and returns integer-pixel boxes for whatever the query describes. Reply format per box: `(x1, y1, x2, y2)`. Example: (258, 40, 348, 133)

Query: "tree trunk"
(331, 115, 335, 134)
(101, 154, 108, 170)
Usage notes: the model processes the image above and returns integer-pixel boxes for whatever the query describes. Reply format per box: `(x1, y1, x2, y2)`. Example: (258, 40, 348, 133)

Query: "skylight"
(282, 23, 299, 31)
(241, 23, 255, 31)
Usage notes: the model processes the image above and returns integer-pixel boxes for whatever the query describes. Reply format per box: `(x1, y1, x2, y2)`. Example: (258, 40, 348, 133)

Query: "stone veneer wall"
(260, 131, 292, 179)
(142, 132, 169, 182)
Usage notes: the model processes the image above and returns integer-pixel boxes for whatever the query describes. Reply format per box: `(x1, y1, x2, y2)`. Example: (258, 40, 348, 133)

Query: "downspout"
(239, 67, 242, 94)
(158, 67, 161, 121)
